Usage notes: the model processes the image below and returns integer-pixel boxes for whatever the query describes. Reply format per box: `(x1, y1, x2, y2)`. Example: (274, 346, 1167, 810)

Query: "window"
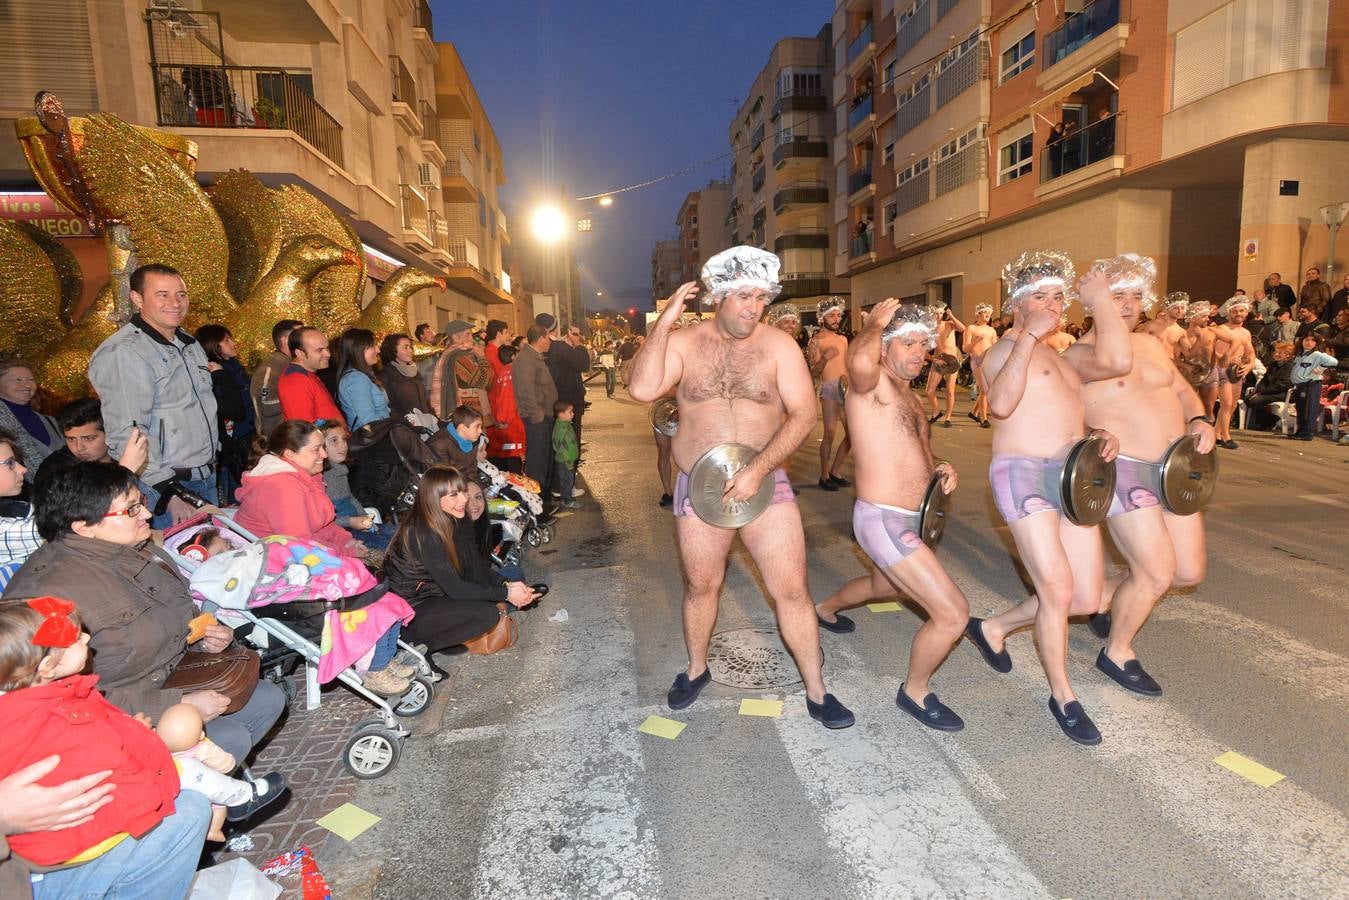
(883, 200, 898, 233)
(1000, 30, 1035, 81)
(936, 31, 980, 74)
(898, 1, 920, 26)
(998, 128, 1033, 183)
(897, 156, 929, 185)
(881, 52, 897, 90)
(934, 125, 981, 162)
(880, 120, 898, 166)
(776, 67, 823, 97)
(897, 73, 929, 107)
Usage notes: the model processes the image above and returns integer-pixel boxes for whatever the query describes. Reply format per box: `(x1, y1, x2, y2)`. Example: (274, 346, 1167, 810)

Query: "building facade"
(0, 0, 518, 331)
(833, 0, 1349, 320)
(728, 27, 847, 309)
(675, 181, 732, 283)
(651, 237, 683, 303)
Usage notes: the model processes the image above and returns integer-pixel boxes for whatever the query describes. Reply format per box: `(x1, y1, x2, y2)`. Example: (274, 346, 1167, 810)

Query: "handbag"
(165, 645, 261, 714)
(464, 604, 519, 655)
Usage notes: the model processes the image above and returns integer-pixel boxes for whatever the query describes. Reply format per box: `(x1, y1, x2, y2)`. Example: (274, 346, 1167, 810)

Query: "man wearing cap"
(808, 297, 852, 490)
(628, 246, 854, 729)
(1212, 297, 1256, 449)
(1068, 254, 1213, 698)
(923, 304, 967, 427)
(963, 304, 997, 428)
(813, 299, 971, 731)
(962, 251, 1130, 745)
(429, 320, 476, 421)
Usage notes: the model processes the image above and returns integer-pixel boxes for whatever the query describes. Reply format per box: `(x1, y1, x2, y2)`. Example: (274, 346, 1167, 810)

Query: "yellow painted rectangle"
(738, 698, 784, 717)
(867, 601, 902, 612)
(1214, 751, 1285, 787)
(316, 802, 381, 841)
(638, 715, 687, 740)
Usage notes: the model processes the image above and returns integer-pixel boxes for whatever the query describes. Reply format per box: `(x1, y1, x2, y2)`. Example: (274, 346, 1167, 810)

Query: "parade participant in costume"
(1043, 314, 1076, 354)
(1076, 253, 1213, 696)
(963, 251, 1130, 745)
(813, 300, 970, 730)
(1139, 292, 1190, 357)
(963, 304, 998, 428)
(628, 246, 854, 729)
(764, 303, 802, 340)
(923, 304, 966, 427)
(1177, 300, 1221, 415)
(1212, 297, 1256, 449)
(808, 297, 852, 490)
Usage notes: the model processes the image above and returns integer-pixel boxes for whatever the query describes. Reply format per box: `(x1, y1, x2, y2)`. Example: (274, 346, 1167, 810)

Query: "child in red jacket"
(486, 345, 526, 473)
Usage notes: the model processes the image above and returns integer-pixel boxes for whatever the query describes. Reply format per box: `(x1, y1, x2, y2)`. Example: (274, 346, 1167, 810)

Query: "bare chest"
(680, 338, 777, 404)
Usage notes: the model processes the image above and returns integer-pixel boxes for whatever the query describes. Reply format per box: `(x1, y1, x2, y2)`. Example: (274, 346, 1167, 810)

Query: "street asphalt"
(334, 386, 1349, 899)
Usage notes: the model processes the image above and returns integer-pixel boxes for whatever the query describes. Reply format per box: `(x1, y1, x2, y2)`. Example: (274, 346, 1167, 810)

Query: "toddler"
(551, 402, 580, 508)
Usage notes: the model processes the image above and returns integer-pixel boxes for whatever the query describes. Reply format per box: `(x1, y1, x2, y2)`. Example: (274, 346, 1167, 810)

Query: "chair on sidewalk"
(1237, 388, 1297, 435)
(1319, 389, 1347, 441)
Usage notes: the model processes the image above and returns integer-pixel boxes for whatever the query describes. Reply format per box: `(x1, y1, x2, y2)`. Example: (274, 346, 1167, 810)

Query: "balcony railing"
(419, 101, 438, 142)
(774, 228, 830, 253)
(391, 55, 417, 107)
(400, 183, 428, 234)
(1041, 112, 1122, 181)
(416, 0, 434, 35)
(847, 21, 874, 65)
(772, 90, 827, 118)
(896, 82, 931, 137)
(779, 273, 832, 299)
(751, 123, 765, 152)
(935, 141, 985, 196)
(447, 236, 480, 269)
(751, 165, 766, 194)
(848, 167, 874, 196)
(1043, 0, 1122, 69)
(773, 180, 828, 211)
(848, 93, 874, 130)
(427, 209, 450, 253)
(850, 231, 874, 257)
(772, 138, 828, 168)
(150, 64, 344, 167)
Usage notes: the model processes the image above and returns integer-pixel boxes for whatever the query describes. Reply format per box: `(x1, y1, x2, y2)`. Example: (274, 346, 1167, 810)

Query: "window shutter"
(0, 0, 99, 111)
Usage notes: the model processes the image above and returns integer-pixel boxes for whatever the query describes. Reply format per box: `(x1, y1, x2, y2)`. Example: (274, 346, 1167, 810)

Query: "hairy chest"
(681, 339, 776, 404)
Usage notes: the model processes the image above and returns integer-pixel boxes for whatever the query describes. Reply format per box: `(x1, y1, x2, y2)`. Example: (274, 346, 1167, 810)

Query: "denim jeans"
(203, 677, 286, 764)
(150, 475, 219, 530)
(31, 790, 211, 900)
(554, 462, 575, 502)
(369, 622, 402, 669)
(604, 367, 616, 397)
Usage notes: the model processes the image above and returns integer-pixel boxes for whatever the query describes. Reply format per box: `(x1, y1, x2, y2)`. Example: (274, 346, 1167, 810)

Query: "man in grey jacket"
(512, 324, 559, 504)
(88, 264, 218, 527)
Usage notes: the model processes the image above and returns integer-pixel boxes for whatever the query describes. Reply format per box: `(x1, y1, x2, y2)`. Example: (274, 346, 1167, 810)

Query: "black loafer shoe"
(967, 412, 980, 422)
(896, 686, 964, 732)
(817, 478, 839, 492)
(1095, 648, 1162, 696)
(1048, 697, 1102, 746)
(806, 693, 855, 729)
(658, 493, 673, 508)
(816, 613, 856, 634)
(667, 669, 712, 710)
(225, 772, 289, 823)
(980, 419, 991, 429)
(827, 474, 852, 487)
(1086, 611, 1112, 639)
(928, 413, 942, 423)
(964, 618, 1012, 673)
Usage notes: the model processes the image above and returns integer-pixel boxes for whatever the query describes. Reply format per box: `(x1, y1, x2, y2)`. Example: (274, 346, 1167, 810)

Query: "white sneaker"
(569, 488, 587, 498)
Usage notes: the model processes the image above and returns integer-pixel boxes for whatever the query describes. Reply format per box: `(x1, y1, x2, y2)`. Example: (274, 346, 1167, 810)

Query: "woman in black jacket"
(194, 324, 255, 502)
(384, 466, 536, 652)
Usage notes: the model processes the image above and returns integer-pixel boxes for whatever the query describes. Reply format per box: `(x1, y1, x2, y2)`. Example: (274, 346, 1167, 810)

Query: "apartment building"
(0, 0, 518, 331)
(727, 27, 847, 309)
(675, 181, 732, 282)
(833, 0, 1349, 319)
(651, 237, 683, 303)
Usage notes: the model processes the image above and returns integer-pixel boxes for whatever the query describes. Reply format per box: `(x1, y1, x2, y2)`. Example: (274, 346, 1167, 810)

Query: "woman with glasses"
(0, 430, 37, 589)
(3, 461, 286, 766)
(0, 358, 61, 482)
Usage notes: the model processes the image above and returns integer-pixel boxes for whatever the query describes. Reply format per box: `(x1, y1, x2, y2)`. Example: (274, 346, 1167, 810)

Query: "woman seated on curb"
(3, 462, 287, 768)
(235, 420, 368, 560)
(464, 479, 525, 583)
(334, 328, 391, 431)
(384, 466, 537, 655)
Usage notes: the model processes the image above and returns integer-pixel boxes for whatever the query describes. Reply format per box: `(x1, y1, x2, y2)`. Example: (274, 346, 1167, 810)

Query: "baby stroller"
(477, 459, 551, 564)
(164, 511, 436, 779)
(347, 419, 438, 522)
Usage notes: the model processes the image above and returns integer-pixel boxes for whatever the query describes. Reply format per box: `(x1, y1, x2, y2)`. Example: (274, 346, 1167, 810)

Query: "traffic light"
(628, 307, 636, 317)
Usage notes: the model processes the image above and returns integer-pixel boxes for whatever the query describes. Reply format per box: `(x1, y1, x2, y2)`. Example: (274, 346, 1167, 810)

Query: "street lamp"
(598, 196, 614, 207)
(530, 205, 568, 244)
(1320, 202, 1349, 282)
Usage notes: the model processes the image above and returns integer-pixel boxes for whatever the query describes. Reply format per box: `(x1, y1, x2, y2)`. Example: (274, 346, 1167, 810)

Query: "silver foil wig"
(1164, 291, 1191, 314)
(1096, 252, 1159, 312)
(1001, 250, 1077, 314)
(1185, 300, 1213, 321)
(881, 303, 939, 349)
(816, 296, 847, 318)
(700, 245, 783, 303)
(763, 303, 801, 328)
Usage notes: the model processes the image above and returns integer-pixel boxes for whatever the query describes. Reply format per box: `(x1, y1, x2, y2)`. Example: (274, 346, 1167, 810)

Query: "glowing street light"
(530, 205, 568, 244)
(598, 196, 614, 207)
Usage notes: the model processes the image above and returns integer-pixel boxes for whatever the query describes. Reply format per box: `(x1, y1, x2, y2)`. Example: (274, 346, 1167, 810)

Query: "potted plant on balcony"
(253, 96, 287, 129)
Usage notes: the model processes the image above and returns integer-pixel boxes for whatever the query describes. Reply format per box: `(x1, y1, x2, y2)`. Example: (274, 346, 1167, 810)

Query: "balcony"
(399, 183, 431, 250)
(772, 138, 828, 169)
(419, 101, 445, 167)
(895, 172, 931, 216)
(850, 230, 875, 259)
(896, 82, 931, 137)
(447, 236, 479, 269)
(772, 90, 827, 119)
(750, 123, 765, 152)
(936, 44, 983, 109)
(847, 22, 875, 73)
(413, 0, 436, 63)
(848, 93, 875, 135)
(150, 64, 344, 167)
(498, 208, 510, 244)
(427, 208, 451, 261)
(895, 1, 931, 61)
(751, 165, 766, 194)
(773, 180, 828, 212)
(1039, 0, 1127, 91)
(847, 166, 875, 204)
(390, 56, 421, 134)
(774, 227, 830, 253)
(442, 149, 478, 201)
(779, 273, 832, 299)
(445, 236, 513, 304)
(1036, 112, 1125, 199)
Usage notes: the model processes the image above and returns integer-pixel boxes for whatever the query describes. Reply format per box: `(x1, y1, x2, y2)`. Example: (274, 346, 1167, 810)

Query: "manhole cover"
(706, 627, 802, 690)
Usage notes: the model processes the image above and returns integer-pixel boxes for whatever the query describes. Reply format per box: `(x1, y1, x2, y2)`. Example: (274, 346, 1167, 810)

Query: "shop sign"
(0, 192, 91, 237)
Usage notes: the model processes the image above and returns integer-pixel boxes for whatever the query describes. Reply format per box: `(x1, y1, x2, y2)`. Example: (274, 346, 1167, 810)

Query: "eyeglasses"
(0, 459, 19, 471)
(103, 500, 147, 519)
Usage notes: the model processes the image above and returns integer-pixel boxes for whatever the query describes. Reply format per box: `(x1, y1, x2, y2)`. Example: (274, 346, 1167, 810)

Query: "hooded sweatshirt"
(234, 454, 360, 555)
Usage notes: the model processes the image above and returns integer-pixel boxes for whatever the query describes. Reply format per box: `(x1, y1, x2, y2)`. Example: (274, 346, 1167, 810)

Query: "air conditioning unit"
(418, 163, 437, 186)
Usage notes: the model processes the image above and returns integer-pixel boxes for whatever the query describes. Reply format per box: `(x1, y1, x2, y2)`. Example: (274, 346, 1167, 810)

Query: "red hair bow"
(27, 597, 80, 649)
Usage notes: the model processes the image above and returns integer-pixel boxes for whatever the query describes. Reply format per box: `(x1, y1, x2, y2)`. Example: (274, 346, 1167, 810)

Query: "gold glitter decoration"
(227, 234, 358, 368)
(0, 220, 66, 358)
(356, 266, 446, 340)
(75, 114, 235, 325)
(37, 287, 119, 405)
(208, 172, 365, 338)
(11, 221, 83, 327)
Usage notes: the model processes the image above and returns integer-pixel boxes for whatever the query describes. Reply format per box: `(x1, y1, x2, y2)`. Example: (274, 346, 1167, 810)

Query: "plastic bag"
(188, 858, 281, 900)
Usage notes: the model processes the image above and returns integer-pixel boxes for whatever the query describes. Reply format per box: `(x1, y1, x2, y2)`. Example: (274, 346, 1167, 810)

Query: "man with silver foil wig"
(763, 302, 801, 338)
(1139, 290, 1191, 355)
(814, 299, 973, 730)
(923, 303, 967, 426)
(627, 246, 855, 729)
(808, 296, 853, 491)
(963, 250, 1131, 746)
(1065, 253, 1215, 699)
(964, 303, 999, 427)
(1210, 296, 1255, 450)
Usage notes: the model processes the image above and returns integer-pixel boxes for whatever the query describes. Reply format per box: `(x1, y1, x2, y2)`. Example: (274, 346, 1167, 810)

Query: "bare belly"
(672, 398, 784, 473)
(1086, 386, 1186, 460)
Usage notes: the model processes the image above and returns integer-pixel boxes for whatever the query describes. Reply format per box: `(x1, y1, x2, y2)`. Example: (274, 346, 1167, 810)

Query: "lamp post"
(1320, 202, 1349, 283)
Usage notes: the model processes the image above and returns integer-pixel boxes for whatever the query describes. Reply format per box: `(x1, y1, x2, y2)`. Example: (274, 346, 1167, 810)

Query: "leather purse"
(465, 604, 519, 655)
(165, 645, 261, 714)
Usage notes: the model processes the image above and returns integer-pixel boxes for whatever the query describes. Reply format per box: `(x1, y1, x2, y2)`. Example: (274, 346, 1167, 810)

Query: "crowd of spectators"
(0, 262, 594, 897)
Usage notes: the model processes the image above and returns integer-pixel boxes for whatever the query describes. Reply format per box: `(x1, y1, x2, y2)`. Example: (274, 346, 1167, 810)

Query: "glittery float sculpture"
(0, 220, 77, 356)
(227, 235, 360, 368)
(356, 266, 446, 340)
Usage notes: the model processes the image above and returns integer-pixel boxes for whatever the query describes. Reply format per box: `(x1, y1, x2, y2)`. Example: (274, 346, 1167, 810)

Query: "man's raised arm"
(847, 298, 900, 395)
(1066, 268, 1132, 381)
(628, 281, 696, 402)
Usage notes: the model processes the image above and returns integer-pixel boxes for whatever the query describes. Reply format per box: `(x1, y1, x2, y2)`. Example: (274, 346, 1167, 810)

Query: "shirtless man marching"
(1139, 292, 1189, 357)
(629, 246, 854, 729)
(808, 297, 852, 491)
(1211, 297, 1256, 450)
(813, 299, 970, 730)
(1178, 300, 1221, 416)
(1078, 253, 1213, 696)
(924, 305, 966, 427)
(962, 251, 1130, 745)
(963, 304, 998, 428)
(1043, 317, 1077, 354)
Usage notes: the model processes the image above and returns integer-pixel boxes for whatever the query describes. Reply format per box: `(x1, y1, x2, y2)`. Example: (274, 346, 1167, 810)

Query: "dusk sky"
(433, 0, 834, 314)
